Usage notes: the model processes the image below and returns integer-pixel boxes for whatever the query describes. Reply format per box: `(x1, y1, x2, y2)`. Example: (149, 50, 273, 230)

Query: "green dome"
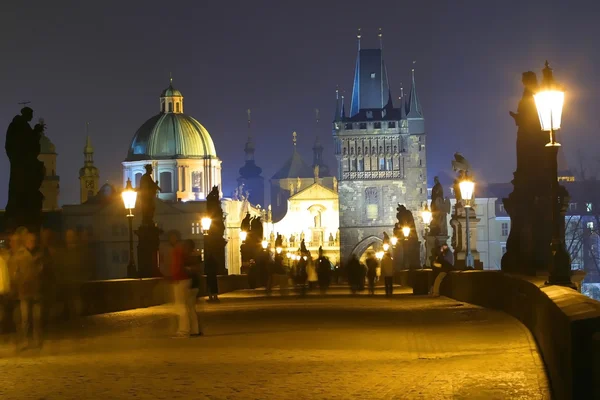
(126, 113, 217, 161)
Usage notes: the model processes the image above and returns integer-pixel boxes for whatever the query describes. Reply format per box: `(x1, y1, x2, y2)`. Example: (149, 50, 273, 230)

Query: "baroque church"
(333, 31, 427, 262)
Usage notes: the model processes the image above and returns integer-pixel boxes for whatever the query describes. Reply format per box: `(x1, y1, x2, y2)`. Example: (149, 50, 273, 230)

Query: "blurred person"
(315, 247, 331, 294)
(0, 237, 11, 337)
(39, 229, 58, 321)
(366, 252, 378, 296)
(347, 255, 360, 294)
(295, 257, 308, 296)
(11, 230, 43, 349)
(169, 231, 201, 337)
(306, 255, 317, 291)
(381, 252, 395, 297)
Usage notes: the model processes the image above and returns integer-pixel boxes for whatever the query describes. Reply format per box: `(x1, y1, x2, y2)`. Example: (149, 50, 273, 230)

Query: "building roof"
(271, 149, 314, 180)
(160, 84, 182, 97)
(126, 113, 217, 161)
(39, 133, 56, 154)
(350, 49, 390, 117)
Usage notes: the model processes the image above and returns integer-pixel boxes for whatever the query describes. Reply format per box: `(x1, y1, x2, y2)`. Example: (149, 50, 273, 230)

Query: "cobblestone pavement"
(0, 291, 550, 400)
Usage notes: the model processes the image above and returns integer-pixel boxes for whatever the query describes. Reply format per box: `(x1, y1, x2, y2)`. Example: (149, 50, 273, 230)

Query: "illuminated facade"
(39, 131, 60, 210)
(122, 80, 222, 201)
(79, 136, 100, 204)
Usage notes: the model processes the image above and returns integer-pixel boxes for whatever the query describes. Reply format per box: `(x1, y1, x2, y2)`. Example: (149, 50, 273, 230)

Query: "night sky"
(1, 1, 599, 207)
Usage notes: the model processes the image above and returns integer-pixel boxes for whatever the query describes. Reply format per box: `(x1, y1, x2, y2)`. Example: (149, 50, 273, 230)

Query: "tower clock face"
(86, 180, 94, 189)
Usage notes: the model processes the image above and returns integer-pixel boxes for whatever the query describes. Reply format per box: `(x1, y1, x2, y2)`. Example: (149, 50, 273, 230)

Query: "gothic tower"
(79, 135, 100, 203)
(237, 135, 265, 206)
(333, 30, 427, 263)
(39, 131, 60, 210)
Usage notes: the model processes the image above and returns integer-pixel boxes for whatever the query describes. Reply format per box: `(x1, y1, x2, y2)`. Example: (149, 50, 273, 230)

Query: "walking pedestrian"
(316, 247, 331, 294)
(306, 255, 317, 291)
(381, 252, 394, 297)
(169, 231, 201, 338)
(347, 255, 360, 294)
(365, 252, 378, 296)
(10, 230, 44, 349)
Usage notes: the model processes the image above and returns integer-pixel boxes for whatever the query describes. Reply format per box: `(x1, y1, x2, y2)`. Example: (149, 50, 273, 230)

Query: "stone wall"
(440, 271, 600, 400)
(338, 179, 425, 263)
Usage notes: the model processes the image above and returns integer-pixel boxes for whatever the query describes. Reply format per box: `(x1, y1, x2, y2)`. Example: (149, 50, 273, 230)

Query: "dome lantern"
(160, 76, 184, 114)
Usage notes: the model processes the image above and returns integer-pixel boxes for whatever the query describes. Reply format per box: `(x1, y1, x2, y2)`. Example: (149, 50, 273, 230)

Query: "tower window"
(379, 158, 385, 170)
(168, 102, 173, 112)
(388, 122, 396, 128)
(359, 123, 367, 129)
(370, 72, 376, 79)
(586, 203, 593, 212)
(501, 223, 509, 236)
(135, 173, 142, 188)
(374, 122, 381, 129)
(358, 159, 364, 172)
(176, 102, 180, 113)
(365, 187, 379, 220)
(161, 101, 165, 113)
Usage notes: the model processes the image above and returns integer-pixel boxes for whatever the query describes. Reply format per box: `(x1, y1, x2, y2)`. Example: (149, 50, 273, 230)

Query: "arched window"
(365, 187, 379, 220)
(161, 101, 165, 113)
(134, 173, 142, 188)
(379, 158, 385, 170)
(159, 171, 173, 193)
(168, 102, 173, 112)
(176, 102, 180, 113)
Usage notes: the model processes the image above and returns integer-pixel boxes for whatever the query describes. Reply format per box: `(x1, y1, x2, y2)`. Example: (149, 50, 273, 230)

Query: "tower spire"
(341, 93, 346, 119)
(357, 28, 361, 51)
(292, 131, 297, 148)
(378, 27, 383, 50)
(334, 86, 342, 122)
(169, 72, 173, 86)
(407, 61, 423, 118)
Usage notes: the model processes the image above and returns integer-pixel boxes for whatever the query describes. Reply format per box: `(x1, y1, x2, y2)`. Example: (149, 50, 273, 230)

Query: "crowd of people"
(0, 227, 92, 350)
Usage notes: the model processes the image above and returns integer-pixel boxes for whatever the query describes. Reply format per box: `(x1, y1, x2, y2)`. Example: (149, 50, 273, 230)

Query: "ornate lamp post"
(239, 230, 247, 243)
(375, 251, 384, 261)
(533, 61, 572, 286)
(459, 177, 475, 269)
(121, 179, 138, 278)
(402, 226, 411, 240)
(390, 236, 398, 247)
(383, 243, 390, 252)
(261, 240, 268, 251)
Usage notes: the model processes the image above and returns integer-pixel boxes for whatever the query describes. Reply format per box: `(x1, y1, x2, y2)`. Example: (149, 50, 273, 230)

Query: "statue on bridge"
(430, 176, 450, 236)
(138, 164, 161, 226)
(5, 106, 46, 232)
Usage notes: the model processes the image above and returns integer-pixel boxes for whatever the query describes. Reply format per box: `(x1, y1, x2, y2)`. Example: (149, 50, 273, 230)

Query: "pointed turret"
(407, 66, 423, 118)
(333, 87, 342, 122)
(341, 94, 346, 119)
(237, 109, 264, 205)
(312, 136, 330, 177)
(79, 132, 100, 204)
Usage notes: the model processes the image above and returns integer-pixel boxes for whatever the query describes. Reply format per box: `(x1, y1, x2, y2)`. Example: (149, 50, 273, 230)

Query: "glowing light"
(276, 247, 282, 254)
(201, 217, 212, 233)
(534, 90, 564, 132)
(375, 251, 384, 260)
(459, 179, 475, 208)
(421, 207, 432, 225)
(261, 240, 268, 249)
(391, 236, 398, 246)
(383, 243, 390, 252)
(122, 179, 137, 216)
(239, 231, 247, 242)
(402, 226, 410, 238)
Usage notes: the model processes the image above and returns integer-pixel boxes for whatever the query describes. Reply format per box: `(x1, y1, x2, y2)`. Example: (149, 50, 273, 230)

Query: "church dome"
(125, 82, 217, 161)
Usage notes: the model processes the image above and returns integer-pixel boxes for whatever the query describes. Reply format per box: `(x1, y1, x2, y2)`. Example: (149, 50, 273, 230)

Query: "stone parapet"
(440, 270, 600, 400)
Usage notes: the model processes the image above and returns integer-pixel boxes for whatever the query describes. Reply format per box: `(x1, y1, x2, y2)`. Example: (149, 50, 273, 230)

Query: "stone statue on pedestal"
(138, 164, 161, 226)
(430, 176, 450, 236)
(4, 107, 46, 232)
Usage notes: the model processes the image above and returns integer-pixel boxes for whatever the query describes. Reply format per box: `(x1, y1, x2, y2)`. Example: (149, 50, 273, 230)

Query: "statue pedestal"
(450, 211, 483, 270)
(425, 235, 449, 267)
(136, 224, 163, 278)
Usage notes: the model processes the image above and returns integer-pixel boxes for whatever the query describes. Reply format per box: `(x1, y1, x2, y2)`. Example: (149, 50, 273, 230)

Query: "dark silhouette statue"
(250, 216, 263, 242)
(5, 107, 46, 232)
(138, 164, 161, 226)
(430, 176, 450, 236)
(394, 204, 420, 269)
(205, 186, 228, 275)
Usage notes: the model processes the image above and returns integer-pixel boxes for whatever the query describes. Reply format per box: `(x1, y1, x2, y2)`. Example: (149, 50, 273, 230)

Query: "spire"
(349, 30, 390, 116)
(244, 109, 255, 161)
(357, 28, 361, 51)
(407, 61, 423, 118)
(333, 87, 342, 122)
(399, 83, 406, 119)
(160, 74, 183, 113)
(378, 27, 383, 50)
(312, 136, 330, 177)
(292, 131, 297, 149)
(341, 94, 346, 119)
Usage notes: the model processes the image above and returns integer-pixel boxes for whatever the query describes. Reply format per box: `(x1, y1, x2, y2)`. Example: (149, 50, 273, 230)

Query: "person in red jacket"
(169, 231, 201, 337)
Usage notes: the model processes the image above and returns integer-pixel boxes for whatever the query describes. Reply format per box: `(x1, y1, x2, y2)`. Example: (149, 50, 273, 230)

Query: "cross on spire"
(292, 131, 297, 147)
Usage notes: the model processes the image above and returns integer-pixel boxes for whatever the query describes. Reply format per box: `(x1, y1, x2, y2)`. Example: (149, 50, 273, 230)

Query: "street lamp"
(201, 217, 212, 234)
(383, 243, 390, 252)
(261, 240, 268, 250)
(402, 226, 411, 240)
(390, 236, 398, 247)
(121, 179, 137, 278)
(459, 177, 475, 269)
(239, 230, 247, 242)
(276, 247, 282, 254)
(375, 251, 384, 260)
(421, 206, 432, 231)
(534, 61, 571, 286)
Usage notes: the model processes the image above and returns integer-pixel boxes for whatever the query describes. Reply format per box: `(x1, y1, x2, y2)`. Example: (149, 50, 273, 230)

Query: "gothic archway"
(351, 235, 383, 259)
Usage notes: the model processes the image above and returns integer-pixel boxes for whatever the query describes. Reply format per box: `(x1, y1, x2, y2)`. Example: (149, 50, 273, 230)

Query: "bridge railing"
(439, 270, 600, 400)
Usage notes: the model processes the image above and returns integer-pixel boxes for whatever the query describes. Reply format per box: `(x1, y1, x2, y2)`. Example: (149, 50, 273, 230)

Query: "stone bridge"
(1, 272, 599, 400)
